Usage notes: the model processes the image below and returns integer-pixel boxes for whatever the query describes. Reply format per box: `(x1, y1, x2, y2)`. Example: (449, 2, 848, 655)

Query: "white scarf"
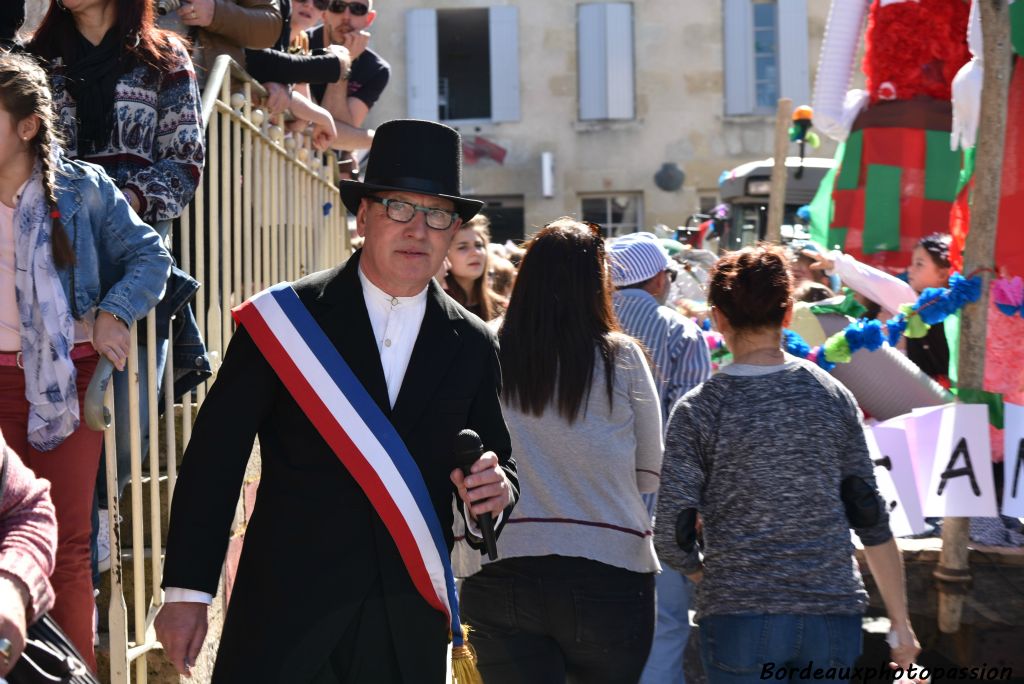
(14, 163, 79, 451)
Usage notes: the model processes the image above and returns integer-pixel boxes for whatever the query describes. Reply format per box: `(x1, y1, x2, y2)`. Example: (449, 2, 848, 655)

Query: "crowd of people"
(0, 0, 984, 682)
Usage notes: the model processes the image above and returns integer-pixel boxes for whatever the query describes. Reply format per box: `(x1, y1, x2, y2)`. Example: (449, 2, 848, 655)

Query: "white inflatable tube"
(812, 0, 871, 142)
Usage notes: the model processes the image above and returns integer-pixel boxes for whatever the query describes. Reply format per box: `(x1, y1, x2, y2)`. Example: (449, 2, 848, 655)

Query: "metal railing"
(92, 56, 349, 683)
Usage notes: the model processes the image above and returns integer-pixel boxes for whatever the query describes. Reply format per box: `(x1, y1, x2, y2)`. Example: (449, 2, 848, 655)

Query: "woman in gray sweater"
(459, 218, 663, 684)
(655, 245, 921, 683)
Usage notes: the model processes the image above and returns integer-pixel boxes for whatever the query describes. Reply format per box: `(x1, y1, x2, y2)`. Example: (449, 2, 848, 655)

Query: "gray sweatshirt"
(654, 356, 892, 620)
(455, 336, 664, 576)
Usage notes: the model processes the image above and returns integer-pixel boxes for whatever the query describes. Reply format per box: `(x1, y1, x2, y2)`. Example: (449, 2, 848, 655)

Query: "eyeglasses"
(296, 0, 331, 10)
(326, 0, 369, 15)
(365, 196, 458, 231)
(664, 268, 677, 283)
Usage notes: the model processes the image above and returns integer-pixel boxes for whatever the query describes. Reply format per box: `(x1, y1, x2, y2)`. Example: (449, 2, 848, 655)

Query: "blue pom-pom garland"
(884, 313, 907, 347)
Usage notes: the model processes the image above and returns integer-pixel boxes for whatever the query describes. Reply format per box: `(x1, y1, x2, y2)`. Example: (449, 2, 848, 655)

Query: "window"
(406, 7, 520, 123)
(468, 195, 525, 243)
(577, 3, 635, 121)
(580, 194, 643, 237)
(752, 2, 778, 111)
(723, 0, 808, 116)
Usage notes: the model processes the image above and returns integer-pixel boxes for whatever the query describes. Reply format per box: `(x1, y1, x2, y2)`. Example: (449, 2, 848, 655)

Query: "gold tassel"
(451, 624, 484, 684)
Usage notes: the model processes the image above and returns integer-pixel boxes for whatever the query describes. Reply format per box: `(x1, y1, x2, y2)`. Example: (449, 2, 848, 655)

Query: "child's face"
(0, 106, 31, 170)
(908, 245, 949, 292)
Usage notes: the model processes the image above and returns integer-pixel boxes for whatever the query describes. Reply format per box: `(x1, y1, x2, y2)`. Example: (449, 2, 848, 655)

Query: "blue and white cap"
(608, 232, 672, 287)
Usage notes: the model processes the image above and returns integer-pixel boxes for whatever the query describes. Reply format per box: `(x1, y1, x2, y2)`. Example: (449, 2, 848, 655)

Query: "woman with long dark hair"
(655, 245, 920, 682)
(29, 0, 204, 224)
(458, 218, 662, 683)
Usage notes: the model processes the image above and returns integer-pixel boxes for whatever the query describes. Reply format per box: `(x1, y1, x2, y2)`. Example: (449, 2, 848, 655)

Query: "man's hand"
(93, 311, 131, 371)
(310, 114, 337, 152)
(262, 83, 291, 116)
(155, 602, 208, 677)
(339, 30, 370, 62)
(685, 569, 703, 585)
(326, 44, 353, 82)
(0, 576, 28, 676)
(179, 0, 214, 27)
(450, 451, 512, 521)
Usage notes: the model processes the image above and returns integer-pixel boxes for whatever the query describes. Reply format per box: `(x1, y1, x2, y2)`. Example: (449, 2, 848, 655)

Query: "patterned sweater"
(654, 356, 892, 620)
(51, 36, 205, 224)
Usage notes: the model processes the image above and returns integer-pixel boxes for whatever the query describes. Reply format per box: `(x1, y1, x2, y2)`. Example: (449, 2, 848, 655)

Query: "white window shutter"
(777, 0, 810, 106)
(723, 0, 754, 116)
(578, 3, 634, 121)
(604, 3, 635, 120)
(405, 9, 438, 120)
(489, 6, 520, 122)
(578, 4, 608, 120)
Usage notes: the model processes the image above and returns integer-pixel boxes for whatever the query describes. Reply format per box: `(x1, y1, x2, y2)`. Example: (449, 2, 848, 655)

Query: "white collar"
(357, 266, 429, 308)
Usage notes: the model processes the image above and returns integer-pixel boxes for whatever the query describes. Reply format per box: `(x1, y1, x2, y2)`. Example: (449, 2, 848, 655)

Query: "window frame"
(579, 192, 644, 238)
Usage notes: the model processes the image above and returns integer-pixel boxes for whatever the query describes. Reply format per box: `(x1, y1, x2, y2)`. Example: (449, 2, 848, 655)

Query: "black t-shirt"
(307, 26, 391, 110)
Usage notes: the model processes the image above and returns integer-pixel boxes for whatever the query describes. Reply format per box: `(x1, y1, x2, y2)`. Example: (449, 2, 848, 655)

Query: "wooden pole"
(935, 0, 1011, 634)
(765, 97, 794, 244)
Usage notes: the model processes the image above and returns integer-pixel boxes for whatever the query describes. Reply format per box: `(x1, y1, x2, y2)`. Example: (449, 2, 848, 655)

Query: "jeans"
(91, 339, 168, 587)
(699, 614, 862, 684)
(639, 570, 693, 684)
(460, 555, 655, 684)
(96, 338, 170, 503)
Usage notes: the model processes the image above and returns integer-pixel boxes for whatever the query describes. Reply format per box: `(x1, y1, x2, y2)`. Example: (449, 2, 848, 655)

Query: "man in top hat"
(155, 119, 518, 683)
(607, 232, 710, 684)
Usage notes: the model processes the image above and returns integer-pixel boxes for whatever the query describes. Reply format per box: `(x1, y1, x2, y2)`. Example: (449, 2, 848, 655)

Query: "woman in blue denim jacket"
(0, 52, 170, 669)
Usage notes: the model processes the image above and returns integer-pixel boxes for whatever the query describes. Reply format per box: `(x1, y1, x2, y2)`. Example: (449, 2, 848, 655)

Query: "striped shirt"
(613, 289, 711, 422)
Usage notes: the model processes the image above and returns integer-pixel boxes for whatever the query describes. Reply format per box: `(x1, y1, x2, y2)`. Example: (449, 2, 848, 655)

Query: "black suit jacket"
(162, 252, 517, 682)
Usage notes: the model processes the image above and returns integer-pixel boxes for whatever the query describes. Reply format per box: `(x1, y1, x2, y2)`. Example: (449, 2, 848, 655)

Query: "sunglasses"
(326, 0, 370, 15)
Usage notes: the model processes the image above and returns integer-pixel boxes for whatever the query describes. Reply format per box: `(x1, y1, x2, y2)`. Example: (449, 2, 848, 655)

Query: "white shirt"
(357, 267, 428, 408)
(166, 268, 489, 605)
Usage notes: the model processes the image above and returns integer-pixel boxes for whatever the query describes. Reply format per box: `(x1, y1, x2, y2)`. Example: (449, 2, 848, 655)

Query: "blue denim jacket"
(53, 153, 172, 323)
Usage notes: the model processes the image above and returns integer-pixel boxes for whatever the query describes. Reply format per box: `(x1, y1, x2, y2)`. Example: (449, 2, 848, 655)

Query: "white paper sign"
(904, 404, 953, 500)
(924, 404, 999, 517)
(1003, 403, 1024, 517)
(869, 422, 928, 536)
(864, 427, 921, 537)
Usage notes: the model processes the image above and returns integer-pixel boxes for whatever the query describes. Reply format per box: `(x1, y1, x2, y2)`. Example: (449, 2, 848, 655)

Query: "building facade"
(367, 0, 838, 242)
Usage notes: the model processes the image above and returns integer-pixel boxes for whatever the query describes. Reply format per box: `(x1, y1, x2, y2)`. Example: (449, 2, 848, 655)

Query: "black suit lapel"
(389, 281, 463, 436)
(312, 253, 391, 418)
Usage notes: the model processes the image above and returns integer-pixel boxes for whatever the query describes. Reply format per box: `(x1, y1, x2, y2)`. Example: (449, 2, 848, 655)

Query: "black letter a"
(938, 437, 980, 496)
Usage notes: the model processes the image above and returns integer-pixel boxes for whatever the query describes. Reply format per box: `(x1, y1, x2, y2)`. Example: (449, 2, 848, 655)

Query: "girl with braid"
(0, 51, 170, 669)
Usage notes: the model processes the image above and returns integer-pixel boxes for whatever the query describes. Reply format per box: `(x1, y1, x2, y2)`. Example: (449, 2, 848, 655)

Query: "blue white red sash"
(232, 283, 464, 644)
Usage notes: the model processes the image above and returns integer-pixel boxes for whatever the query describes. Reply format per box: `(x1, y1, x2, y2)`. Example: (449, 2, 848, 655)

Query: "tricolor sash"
(232, 283, 465, 646)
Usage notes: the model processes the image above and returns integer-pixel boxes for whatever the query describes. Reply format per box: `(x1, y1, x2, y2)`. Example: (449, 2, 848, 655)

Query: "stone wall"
(368, 0, 841, 234)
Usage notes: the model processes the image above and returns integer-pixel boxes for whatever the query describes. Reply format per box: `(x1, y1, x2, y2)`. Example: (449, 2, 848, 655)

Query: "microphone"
(453, 429, 498, 561)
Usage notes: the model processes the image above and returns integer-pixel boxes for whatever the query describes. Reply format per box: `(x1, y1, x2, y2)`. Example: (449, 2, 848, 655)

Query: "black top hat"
(339, 119, 485, 223)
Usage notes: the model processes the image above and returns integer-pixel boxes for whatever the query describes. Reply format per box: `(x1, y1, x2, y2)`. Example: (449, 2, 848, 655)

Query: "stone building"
(366, 0, 838, 242)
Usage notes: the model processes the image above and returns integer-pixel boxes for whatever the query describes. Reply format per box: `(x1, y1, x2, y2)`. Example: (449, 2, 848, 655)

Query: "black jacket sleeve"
(245, 48, 342, 86)
(162, 326, 280, 594)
